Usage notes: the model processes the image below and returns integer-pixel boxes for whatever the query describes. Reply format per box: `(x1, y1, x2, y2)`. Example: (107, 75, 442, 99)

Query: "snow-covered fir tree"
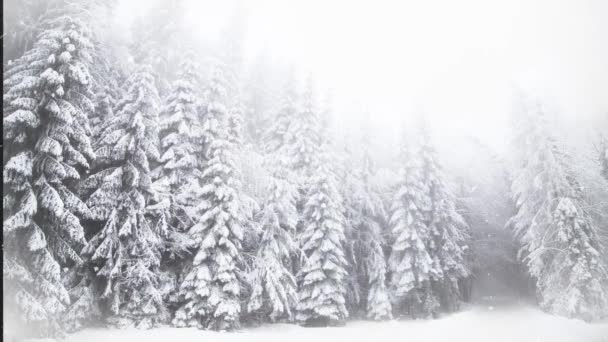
(217, 2, 246, 144)
(62, 1, 129, 332)
(356, 126, 392, 320)
(338, 145, 363, 315)
(172, 60, 244, 331)
(90, 85, 117, 139)
(88, 40, 122, 141)
(417, 123, 470, 313)
(507, 97, 608, 320)
(287, 75, 323, 269)
(365, 251, 392, 320)
(219, 8, 262, 278)
(3, 14, 96, 338)
(296, 152, 349, 326)
(80, 64, 166, 328)
(228, 96, 245, 149)
(388, 134, 440, 318)
(247, 159, 299, 322)
(60, 262, 102, 332)
(244, 69, 303, 323)
(542, 196, 608, 320)
(149, 52, 204, 311)
(288, 75, 322, 177)
(219, 20, 263, 295)
(339, 114, 393, 321)
(338, 134, 391, 320)
(152, 52, 203, 241)
(263, 71, 298, 155)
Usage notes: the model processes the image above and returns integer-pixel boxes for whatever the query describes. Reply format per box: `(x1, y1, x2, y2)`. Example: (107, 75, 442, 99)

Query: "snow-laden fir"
(4, 12, 96, 337)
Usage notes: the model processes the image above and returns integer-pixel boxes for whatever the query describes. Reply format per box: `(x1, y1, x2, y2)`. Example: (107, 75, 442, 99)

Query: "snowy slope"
(43, 305, 608, 342)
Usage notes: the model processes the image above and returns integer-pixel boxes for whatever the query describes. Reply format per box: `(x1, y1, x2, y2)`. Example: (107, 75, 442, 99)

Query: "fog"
(116, 0, 608, 156)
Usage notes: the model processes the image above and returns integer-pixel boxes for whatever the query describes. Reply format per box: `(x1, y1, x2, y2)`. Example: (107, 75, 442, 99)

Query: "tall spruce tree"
(417, 124, 470, 313)
(339, 145, 363, 315)
(388, 133, 441, 318)
(263, 71, 298, 156)
(3, 15, 96, 338)
(507, 97, 608, 320)
(247, 164, 299, 322)
(172, 61, 244, 331)
(81, 64, 166, 328)
(90, 85, 116, 139)
(153, 53, 202, 246)
(296, 156, 349, 326)
(339, 135, 391, 320)
(288, 75, 322, 177)
(357, 128, 392, 320)
(61, 1, 126, 332)
(245, 71, 302, 323)
(149, 52, 204, 312)
(543, 196, 608, 320)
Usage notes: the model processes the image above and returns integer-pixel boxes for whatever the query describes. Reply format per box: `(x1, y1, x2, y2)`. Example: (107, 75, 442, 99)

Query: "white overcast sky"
(116, 0, 608, 154)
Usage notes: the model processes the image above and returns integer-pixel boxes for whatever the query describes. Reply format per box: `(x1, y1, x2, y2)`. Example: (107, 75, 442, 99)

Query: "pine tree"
(296, 157, 349, 326)
(245, 70, 303, 323)
(334, 115, 393, 320)
(388, 137, 440, 318)
(60, 265, 102, 332)
(218, 2, 245, 145)
(88, 43, 122, 140)
(541, 197, 608, 320)
(263, 71, 298, 155)
(81, 65, 166, 328)
(226, 87, 249, 188)
(228, 96, 245, 149)
(417, 124, 470, 313)
(357, 119, 392, 321)
(71, 0, 123, 97)
(90, 85, 117, 139)
(247, 160, 299, 322)
(339, 138, 391, 320)
(339, 145, 363, 315)
(172, 61, 244, 331)
(3, 15, 96, 338)
(507, 97, 608, 320)
(287, 74, 323, 265)
(153, 53, 203, 244)
(62, 1, 127, 332)
(288, 75, 322, 177)
(366, 248, 392, 320)
(148, 53, 204, 312)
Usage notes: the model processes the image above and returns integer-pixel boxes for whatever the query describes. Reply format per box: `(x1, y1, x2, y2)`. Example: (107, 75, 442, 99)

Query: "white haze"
(116, 0, 608, 156)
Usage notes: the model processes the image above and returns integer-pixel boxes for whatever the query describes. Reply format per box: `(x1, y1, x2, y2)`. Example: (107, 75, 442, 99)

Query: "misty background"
(107, 0, 608, 153)
(6, 0, 608, 155)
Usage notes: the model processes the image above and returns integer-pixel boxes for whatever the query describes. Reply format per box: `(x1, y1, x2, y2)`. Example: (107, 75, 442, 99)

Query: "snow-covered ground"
(54, 304, 608, 342)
